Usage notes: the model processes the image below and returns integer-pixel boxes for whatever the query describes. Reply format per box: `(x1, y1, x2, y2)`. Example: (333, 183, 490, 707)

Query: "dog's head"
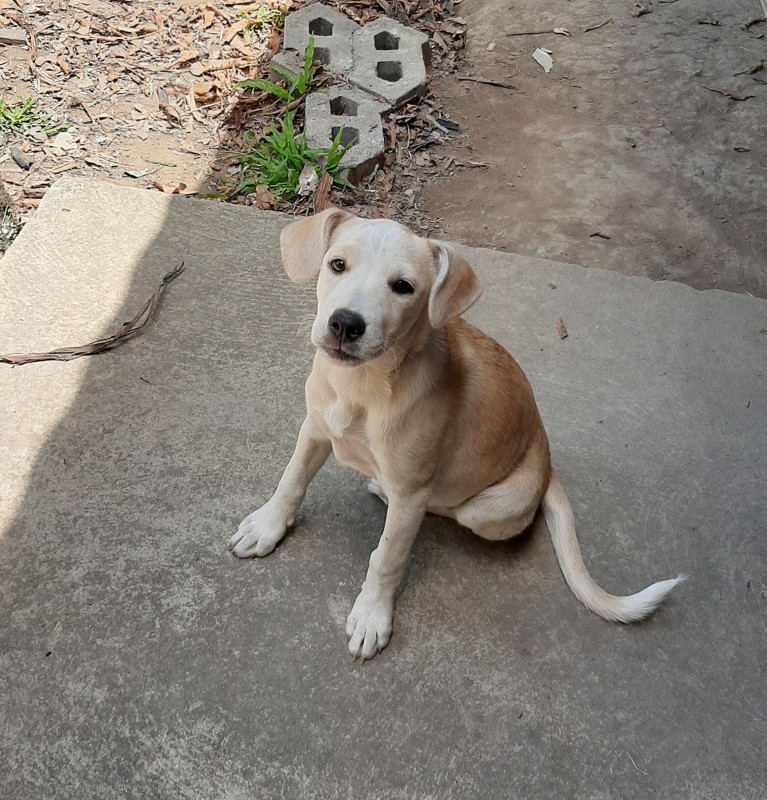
(280, 207, 482, 366)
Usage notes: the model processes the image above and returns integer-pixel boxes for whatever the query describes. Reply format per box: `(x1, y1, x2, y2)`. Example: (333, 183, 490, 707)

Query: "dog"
(229, 208, 684, 661)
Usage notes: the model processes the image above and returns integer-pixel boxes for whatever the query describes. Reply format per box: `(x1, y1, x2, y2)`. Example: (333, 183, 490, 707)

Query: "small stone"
(51, 130, 78, 150)
(0, 27, 27, 46)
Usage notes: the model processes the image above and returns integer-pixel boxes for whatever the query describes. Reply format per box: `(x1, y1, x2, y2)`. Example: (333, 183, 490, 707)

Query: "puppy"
(230, 208, 684, 661)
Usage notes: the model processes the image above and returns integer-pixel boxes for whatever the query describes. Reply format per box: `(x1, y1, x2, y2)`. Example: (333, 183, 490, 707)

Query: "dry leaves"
(0, 263, 185, 365)
(703, 85, 756, 101)
(0, 0, 470, 230)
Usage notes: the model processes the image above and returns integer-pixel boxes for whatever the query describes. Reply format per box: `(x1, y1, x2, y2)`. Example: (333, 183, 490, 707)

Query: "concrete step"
(1, 177, 765, 799)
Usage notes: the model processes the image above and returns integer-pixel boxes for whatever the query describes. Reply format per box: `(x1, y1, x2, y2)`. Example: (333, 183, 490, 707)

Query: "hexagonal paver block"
(349, 17, 430, 108)
(304, 85, 389, 185)
(282, 4, 361, 75)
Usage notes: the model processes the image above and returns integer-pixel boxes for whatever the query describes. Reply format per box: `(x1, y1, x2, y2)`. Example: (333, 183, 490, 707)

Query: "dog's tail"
(541, 470, 685, 622)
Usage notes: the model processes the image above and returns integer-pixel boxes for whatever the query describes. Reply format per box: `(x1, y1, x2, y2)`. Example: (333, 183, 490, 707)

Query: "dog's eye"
(329, 258, 345, 274)
(391, 279, 414, 295)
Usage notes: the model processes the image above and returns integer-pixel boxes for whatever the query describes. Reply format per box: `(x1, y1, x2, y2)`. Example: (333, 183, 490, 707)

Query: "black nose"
(328, 309, 366, 343)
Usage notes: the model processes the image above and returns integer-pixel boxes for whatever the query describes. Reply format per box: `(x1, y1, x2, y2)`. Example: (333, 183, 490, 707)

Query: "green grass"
(236, 109, 355, 200)
(233, 39, 356, 201)
(237, 4, 285, 45)
(0, 96, 69, 135)
(236, 37, 315, 103)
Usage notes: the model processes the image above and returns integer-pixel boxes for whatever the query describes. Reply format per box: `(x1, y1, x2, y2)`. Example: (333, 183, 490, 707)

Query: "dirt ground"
(0, 0, 765, 296)
(426, 0, 767, 295)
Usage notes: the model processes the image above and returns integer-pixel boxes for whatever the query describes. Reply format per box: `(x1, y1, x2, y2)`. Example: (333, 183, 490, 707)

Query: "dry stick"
(506, 28, 561, 36)
(313, 171, 332, 213)
(0, 263, 185, 366)
(584, 17, 613, 33)
(702, 85, 755, 100)
(458, 76, 517, 89)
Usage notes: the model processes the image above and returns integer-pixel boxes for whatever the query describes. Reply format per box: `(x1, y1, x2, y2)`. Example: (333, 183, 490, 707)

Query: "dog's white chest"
(319, 401, 378, 478)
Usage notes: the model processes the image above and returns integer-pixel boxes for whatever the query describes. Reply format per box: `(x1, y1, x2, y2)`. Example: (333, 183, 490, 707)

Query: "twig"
(313, 171, 332, 212)
(702, 85, 755, 101)
(733, 61, 763, 76)
(458, 76, 517, 89)
(584, 17, 613, 33)
(0, 263, 185, 365)
(506, 28, 568, 36)
(627, 752, 648, 776)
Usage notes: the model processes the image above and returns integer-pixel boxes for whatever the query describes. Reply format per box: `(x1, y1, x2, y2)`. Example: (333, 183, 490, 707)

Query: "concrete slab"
(304, 85, 389, 184)
(1, 178, 765, 799)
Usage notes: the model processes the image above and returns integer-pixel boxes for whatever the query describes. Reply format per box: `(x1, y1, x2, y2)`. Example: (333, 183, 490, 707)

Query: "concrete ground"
(1, 178, 766, 798)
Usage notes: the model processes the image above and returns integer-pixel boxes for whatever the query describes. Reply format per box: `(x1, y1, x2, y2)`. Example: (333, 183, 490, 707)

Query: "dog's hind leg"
(452, 465, 544, 541)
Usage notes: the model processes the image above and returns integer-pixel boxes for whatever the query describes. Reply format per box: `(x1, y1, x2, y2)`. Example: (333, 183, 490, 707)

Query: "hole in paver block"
(376, 61, 403, 82)
(331, 126, 359, 147)
(309, 18, 333, 36)
(314, 47, 330, 65)
(330, 96, 359, 116)
(374, 31, 400, 50)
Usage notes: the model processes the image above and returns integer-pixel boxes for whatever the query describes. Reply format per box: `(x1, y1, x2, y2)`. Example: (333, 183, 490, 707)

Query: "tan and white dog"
(230, 208, 684, 661)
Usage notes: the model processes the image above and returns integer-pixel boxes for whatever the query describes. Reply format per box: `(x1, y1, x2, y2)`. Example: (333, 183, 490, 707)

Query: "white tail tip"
(611, 574, 688, 623)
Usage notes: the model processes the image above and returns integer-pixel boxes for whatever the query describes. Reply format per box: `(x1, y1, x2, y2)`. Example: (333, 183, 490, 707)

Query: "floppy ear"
(427, 241, 483, 328)
(280, 207, 352, 284)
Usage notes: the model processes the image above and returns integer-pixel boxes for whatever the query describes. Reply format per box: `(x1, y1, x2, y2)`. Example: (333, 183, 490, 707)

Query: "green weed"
(237, 4, 285, 44)
(236, 109, 355, 200)
(236, 37, 315, 104)
(0, 96, 69, 135)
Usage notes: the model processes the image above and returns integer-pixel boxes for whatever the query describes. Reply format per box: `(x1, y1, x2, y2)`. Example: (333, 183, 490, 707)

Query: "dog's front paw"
(229, 502, 290, 558)
(346, 589, 394, 661)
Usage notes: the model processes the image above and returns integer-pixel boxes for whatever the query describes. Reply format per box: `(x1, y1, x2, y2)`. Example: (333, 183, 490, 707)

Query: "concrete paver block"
(282, 3, 360, 75)
(349, 17, 430, 108)
(304, 85, 389, 184)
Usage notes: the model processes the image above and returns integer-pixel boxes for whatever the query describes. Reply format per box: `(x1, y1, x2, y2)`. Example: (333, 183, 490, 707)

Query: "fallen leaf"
(253, 184, 274, 209)
(172, 49, 199, 67)
(192, 81, 216, 95)
(223, 20, 246, 42)
(297, 164, 319, 196)
(153, 181, 187, 194)
(157, 87, 182, 125)
(556, 317, 568, 340)
(1, 264, 185, 365)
